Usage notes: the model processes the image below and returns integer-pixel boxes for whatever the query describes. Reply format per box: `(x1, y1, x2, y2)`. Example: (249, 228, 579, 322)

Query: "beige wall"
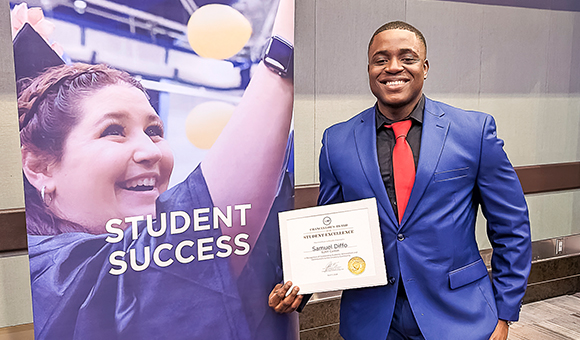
(294, 1, 580, 184)
(0, 0, 33, 328)
(0, 0, 23, 210)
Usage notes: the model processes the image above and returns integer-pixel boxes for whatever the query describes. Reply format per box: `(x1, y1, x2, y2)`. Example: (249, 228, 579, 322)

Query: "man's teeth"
(385, 80, 406, 85)
(126, 178, 156, 190)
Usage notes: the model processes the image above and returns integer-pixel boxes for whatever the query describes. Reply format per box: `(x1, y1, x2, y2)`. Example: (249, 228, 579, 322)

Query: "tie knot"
(385, 120, 412, 138)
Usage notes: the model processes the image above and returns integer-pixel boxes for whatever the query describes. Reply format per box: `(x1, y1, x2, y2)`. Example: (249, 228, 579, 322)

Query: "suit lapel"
(353, 107, 399, 227)
(401, 98, 450, 227)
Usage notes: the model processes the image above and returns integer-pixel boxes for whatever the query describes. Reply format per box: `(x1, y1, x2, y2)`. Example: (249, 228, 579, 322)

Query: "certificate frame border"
(278, 198, 387, 294)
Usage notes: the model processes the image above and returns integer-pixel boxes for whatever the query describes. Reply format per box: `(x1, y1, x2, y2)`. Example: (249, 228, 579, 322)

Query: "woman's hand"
(11, 3, 63, 56)
(268, 281, 303, 314)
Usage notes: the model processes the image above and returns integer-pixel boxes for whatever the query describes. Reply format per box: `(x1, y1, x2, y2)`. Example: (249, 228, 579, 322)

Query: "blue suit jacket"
(318, 97, 531, 340)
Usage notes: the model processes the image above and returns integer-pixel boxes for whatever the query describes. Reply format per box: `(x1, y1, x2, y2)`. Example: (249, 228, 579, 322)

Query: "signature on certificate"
(322, 261, 343, 272)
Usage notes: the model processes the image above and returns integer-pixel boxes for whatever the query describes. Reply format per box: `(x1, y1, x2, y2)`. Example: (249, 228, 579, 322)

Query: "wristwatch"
(501, 319, 514, 326)
(263, 35, 294, 78)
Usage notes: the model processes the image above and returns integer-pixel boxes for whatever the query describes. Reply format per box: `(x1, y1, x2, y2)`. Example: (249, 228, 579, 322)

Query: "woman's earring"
(41, 186, 52, 206)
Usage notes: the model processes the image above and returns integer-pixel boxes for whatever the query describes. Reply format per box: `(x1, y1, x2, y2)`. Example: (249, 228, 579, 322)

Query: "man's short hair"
(368, 21, 427, 56)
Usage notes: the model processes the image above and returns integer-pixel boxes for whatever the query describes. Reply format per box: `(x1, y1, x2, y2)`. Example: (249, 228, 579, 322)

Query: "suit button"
(388, 277, 396, 285)
(397, 233, 405, 241)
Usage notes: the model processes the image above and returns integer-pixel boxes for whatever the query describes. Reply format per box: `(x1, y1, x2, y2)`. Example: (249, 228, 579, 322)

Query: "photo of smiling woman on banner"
(11, 0, 296, 339)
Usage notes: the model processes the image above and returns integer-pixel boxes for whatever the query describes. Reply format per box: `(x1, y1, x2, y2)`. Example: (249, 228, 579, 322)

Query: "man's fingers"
(274, 284, 294, 313)
(289, 292, 304, 311)
(269, 281, 293, 310)
(278, 285, 301, 313)
(269, 282, 301, 314)
(268, 283, 284, 308)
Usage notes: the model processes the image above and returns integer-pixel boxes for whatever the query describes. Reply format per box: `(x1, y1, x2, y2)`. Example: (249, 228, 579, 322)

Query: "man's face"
(368, 29, 429, 116)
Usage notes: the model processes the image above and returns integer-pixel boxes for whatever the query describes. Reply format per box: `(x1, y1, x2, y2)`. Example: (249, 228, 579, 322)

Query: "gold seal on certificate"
(278, 198, 387, 295)
(348, 257, 366, 275)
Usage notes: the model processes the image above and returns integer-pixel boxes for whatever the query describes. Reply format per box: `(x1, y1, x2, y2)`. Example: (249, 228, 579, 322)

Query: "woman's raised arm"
(200, 0, 294, 275)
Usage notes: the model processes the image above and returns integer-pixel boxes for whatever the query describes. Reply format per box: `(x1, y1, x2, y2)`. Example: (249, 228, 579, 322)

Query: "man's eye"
(101, 124, 125, 137)
(401, 57, 418, 64)
(375, 59, 388, 65)
(145, 125, 164, 138)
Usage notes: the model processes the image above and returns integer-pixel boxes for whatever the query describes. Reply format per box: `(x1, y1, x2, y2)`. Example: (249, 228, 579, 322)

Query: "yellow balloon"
(187, 4, 252, 60)
(185, 101, 235, 149)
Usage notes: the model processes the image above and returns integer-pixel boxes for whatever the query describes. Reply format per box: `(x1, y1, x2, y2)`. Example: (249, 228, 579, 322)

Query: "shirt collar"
(375, 94, 425, 130)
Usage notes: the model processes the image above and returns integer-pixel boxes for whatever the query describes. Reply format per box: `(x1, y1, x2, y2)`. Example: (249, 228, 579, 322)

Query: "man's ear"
(21, 147, 56, 194)
(423, 59, 430, 79)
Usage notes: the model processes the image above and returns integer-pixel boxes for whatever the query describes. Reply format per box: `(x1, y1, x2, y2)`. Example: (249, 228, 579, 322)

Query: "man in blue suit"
(270, 21, 531, 340)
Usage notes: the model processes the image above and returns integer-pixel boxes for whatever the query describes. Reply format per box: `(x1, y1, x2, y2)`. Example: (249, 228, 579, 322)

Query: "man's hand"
(489, 320, 509, 340)
(268, 281, 303, 314)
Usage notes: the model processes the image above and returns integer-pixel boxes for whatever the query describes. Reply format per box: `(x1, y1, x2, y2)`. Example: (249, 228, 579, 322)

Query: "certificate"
(278, 198, 387, 295)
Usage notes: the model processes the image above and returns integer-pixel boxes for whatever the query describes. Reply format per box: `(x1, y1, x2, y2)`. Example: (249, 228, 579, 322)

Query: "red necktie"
(385, 120, 415, 223)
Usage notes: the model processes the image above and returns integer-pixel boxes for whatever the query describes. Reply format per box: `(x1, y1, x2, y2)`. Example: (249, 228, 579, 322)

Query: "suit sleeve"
(476, 115, 531, 322)
(318, 129, 345, 206)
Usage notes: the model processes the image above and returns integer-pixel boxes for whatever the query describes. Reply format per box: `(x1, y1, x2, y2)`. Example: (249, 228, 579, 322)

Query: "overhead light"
(74, 0, 87, 14)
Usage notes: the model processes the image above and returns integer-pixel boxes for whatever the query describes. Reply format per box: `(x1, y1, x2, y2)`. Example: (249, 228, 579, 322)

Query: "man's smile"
(383, 80, 408, 86)
(378, 78, 411, 90)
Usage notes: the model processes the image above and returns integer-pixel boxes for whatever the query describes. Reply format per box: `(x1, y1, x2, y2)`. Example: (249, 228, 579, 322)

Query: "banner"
(10, 0, 296, 339)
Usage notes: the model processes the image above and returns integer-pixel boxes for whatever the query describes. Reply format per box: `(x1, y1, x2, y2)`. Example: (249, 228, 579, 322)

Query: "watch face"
(265, 37, 293, 72)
